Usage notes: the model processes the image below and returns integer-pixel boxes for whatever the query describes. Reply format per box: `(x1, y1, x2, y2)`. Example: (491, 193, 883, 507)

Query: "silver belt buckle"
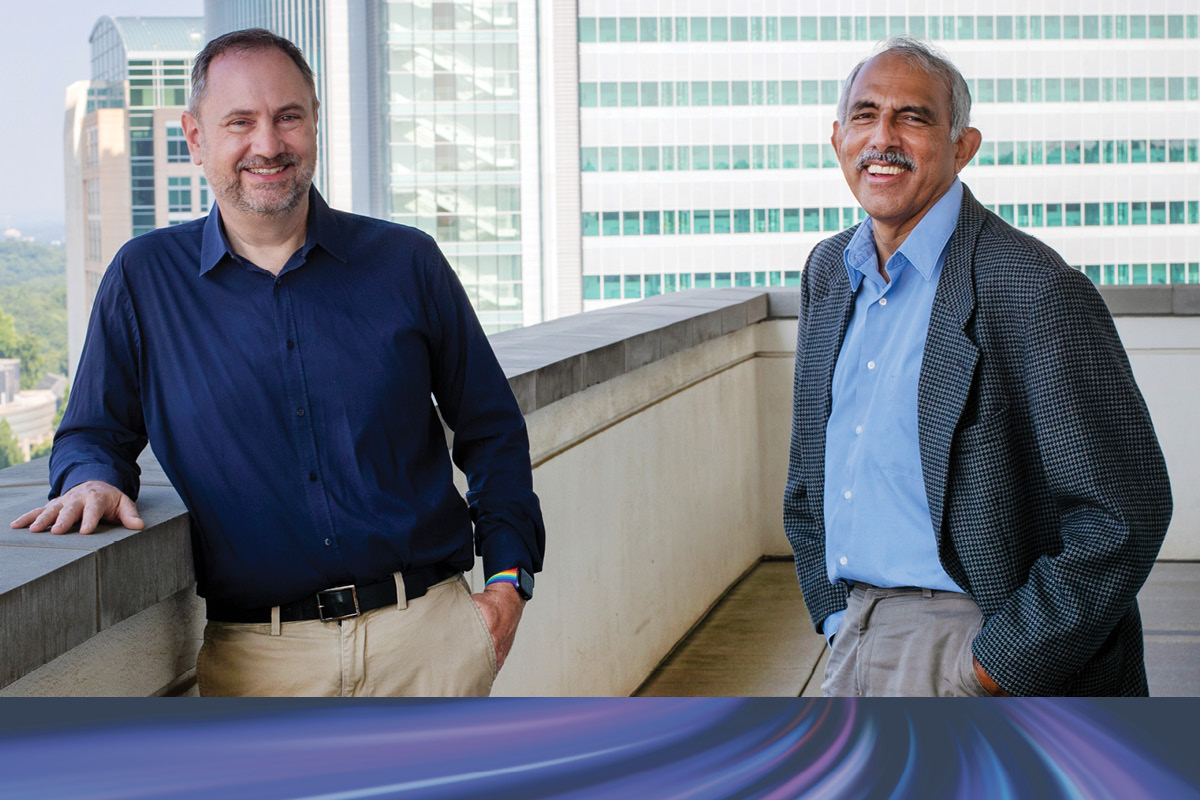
(316, 585, 360, 621)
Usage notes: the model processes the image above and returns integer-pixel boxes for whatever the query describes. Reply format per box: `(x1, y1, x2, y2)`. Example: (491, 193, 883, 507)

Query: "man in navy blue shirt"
(12, 29, 544, 696)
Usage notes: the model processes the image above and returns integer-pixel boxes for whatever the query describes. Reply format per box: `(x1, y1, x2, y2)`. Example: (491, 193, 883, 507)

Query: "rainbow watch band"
(486, 568, 519, 588)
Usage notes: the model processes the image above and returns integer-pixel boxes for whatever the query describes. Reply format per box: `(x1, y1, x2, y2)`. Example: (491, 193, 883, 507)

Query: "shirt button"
(309, 472, 317, 482)
(296, 407, 306, 417)
(879, 298, 887, 306)
(287, 340, 295, 350)
(855, 425, 863, 435)
(867, 361, 876, 370)
(839, 556, 848, 566)
(844, 490, 852, 500)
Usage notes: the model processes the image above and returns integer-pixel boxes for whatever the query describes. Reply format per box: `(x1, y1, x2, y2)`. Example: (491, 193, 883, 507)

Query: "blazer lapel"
(919, 187, 984, 550)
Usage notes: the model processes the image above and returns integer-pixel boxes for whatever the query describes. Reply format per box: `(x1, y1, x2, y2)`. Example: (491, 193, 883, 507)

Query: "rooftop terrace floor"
(636, 560, 1200, 698)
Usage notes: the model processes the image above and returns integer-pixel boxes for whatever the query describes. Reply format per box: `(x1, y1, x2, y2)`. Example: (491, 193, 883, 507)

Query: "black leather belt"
(205, 564, 460, 623)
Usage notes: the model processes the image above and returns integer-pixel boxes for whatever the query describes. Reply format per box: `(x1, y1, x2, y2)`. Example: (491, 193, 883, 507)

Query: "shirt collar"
(199, 185, 347, 276)
(842, 177, 963, 290)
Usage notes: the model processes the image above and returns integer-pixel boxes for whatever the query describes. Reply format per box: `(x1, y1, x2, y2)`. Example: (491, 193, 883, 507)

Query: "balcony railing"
(1, 285, 1197, 696)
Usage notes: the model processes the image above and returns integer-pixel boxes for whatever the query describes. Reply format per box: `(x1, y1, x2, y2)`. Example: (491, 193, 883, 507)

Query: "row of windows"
(579, 77, 1199, 108)
(582, 262, 1200, 301)
(390, 213, 521, 242)
(127, 59, 190, 109)
(582, 201, 1200, 237)
(582, 139, 1200, 173)
(129, 113, 155, 238)
(385, 0, 518, 33)
(579, 14, 1200, 44)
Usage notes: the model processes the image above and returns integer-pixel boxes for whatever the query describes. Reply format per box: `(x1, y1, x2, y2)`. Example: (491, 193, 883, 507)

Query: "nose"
(250, 122, 284, 158)
(865, 113, 903, 153)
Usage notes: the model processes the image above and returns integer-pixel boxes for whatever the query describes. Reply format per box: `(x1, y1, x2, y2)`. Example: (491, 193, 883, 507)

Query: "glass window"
(644, 275, 662, 297)
(599, 82, 618, 107)
(1131, 202, 1147, 225)
(1044, 78, 1062, 102)
(1083, 141, 1100, 163)
(580, 147, 598, 171)
(643, 211, 660, 234)
(822, 144, 838, 168)
(783, 208, 800, 232)
(890, 16, 906, 36)
(1150, 202, 1167, 225)
(1131, 264, 1149, 285)
(782, 81, 800, 105)
(663, 210, 677, 234)
(1150, 140, 1166, 162)
(1083, 16, 1099, 38)
(1063, 15, 1080, 38)
(853, 16, 868, 41)
(660, 17, 673, 41)
(640, 82, 659, 107)
(1030, 141, 1044, 164)
(1065, 203, 1081, 226)
(1191, 203, 1200, 224)
(712, 145, 730, 170)
(623, 275, 641, 298)
(694, 211, 711, 234)
(1149, 15, 1166, 38)
(1045, 204, 1062, 226)
(1044, 15, 1061, 38)
(1064, 78, 1081, 102)
(619, 17, 637, 41)
(1148, 77, 1165, 101)
(800, 16, 818, 40)
(732, 145, 751, 169)
(603, 275, 620, 298)
(1045, 141, 1062, 164)
(1130, 15, 1147, 38)
(1131, 140, 1147, 163)
(620, 82, 638, 106)
(767, 144, 780, 168)
(1084, 204, 1101, 225)
(1170, 264, 1186, 284)
(597, 18, 617, 42)
(823, 208, 840, 231)
(909, 16, 926, 38)
(977, 16, 994, 39)
(780, 16, 798, 41)
(801, 144, 818, 169)
(1103, 203, 1115, 225)
(734, 209, 751, 233)
(1016, 142, 1029, 165)
(1169, 140, 1186, 162)
(711, 17, 728, 42)
(1083, 78, 1100, 102)
(601, 147, 619, 172)
(870, 17, 887, 40)
(713, 209, 731, 234)
(711, 82, 729, 106)
(641, 147, 659, 171)
(1013, 15, 1026, 39)
(976, 142, 996, 166)
(802, 208, 820, 232)
(602, 212, 619, 235)
(821, 80, 839, 104)
(690, 17, 708, 41)
(997, 142, 1014, 165)
(800, 81, 818, 105)
(731, 81, 750, 106)
(580, 83, 598, 107)
(579, 18, 597, 43)
(977, 79, 995, 102)
(640, 17, 658, 42)
(1169, 202, 1186, 225)
(583, 275, 600, 299)
(622, 212, 640, 236)
(692, 146, 709, 170)
(751, 17, 764, 41)
(997, 79, 1014, 102)
(1064, 141, 1081, 164)
(1017, 204, 1030, 226)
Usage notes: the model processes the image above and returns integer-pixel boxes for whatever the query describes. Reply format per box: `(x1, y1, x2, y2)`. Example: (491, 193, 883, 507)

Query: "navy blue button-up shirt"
(51, 189, 544, 607)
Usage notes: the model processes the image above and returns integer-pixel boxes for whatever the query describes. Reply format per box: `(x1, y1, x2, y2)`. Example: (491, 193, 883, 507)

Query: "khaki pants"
(197, 575, 497, 697)
(821, 583, 991, 697)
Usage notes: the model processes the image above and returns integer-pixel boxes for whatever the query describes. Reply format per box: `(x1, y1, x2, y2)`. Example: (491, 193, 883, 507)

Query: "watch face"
(517, 568, 534, 600)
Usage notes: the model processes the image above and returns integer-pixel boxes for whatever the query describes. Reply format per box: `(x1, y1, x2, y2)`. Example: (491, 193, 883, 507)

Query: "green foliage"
(28, 439, 53, 460)
(0, 240, 65, 287)
(0, 420, 22, 468)
(0, 239, 67, 388)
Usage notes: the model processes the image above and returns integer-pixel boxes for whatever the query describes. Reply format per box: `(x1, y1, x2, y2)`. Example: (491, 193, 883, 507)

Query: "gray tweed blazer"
(783, 184, 1172, 696)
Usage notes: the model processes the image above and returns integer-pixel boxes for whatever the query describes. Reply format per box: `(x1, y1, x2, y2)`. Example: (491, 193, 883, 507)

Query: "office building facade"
(63, 16, 208, 377)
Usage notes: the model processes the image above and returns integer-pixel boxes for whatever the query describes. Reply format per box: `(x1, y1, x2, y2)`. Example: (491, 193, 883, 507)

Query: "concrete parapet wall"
(0, 285, 1194, 695)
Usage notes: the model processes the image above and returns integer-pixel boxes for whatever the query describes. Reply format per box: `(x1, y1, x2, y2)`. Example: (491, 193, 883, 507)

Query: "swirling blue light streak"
(0, 699, 1196, 799)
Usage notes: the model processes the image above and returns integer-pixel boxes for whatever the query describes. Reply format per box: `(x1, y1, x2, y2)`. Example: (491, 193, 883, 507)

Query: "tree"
(0, 420, 22, 468)
(0, 307, 46, 389)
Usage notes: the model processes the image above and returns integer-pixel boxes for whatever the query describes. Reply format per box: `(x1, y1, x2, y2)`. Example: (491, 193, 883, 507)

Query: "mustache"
(238, 154, 300, 170)
(855, 149, 916, 172)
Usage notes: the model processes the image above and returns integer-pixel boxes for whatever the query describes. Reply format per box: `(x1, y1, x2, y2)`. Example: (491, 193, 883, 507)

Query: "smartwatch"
(486, 567, 534, 600)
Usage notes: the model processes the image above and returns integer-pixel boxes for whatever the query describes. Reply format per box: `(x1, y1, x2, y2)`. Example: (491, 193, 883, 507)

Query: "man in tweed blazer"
(784, 38, 1172, 696)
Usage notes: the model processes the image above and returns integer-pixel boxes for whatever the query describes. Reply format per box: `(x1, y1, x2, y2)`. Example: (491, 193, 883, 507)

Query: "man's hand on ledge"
(973, 655, 1013, 697)
(471, 581, 526, 672)
(10, 480, 143, 535)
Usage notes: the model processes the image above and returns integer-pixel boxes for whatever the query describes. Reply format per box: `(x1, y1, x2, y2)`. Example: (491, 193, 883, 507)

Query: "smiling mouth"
(244, 165, 289, 175)
(866, 164, 906, 175)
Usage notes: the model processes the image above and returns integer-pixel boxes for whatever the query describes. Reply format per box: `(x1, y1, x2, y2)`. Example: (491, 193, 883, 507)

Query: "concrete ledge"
(1097, 285, 1200, 316)
(0, 452, 191, 690)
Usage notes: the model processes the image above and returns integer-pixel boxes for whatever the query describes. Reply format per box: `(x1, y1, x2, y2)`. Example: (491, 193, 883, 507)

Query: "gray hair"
(189, 28, 318, 116)
(836, 36, 972, 141)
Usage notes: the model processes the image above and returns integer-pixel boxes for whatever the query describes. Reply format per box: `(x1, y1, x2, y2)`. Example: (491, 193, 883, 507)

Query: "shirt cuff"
(54, 464, 138, 501)
(479, 528, 536, 582)
(822, 610, 844, 647)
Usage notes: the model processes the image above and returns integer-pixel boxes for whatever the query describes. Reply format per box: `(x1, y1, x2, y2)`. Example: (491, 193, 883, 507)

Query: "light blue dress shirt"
(821, 179, 964, 642)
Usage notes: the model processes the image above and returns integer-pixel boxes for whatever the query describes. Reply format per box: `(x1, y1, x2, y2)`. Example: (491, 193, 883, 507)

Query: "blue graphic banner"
(0, 699, 1197, 798)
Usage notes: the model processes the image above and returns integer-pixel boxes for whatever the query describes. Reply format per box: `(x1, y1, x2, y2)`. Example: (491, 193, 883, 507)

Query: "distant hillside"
(0, 240, 66, 287)
(0, 240, 67, 384)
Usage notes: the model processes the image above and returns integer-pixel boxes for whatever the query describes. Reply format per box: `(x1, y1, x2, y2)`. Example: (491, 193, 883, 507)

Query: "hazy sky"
(0, 1, 204, 232)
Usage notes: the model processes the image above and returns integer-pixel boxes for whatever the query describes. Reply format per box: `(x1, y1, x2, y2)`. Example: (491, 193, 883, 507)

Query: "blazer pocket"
(954, 405, 1011, 450)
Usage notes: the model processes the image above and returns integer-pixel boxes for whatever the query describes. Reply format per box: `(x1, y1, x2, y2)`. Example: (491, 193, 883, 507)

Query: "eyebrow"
(849, 100, 938, 121)
(220, 103, 307, 122)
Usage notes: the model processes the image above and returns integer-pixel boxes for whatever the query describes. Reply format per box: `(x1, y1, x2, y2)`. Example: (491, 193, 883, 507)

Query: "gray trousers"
(821, 583, 993, 697)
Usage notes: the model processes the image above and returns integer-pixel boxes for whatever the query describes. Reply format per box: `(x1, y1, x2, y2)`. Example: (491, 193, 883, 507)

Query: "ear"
(830, 120, 843, 157)
(181, 111, 204, 166)
(953, 127, 982, 172)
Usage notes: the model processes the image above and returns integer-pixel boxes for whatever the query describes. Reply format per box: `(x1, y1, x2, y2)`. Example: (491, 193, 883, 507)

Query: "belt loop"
(922, 588, 934, 598)
(393, 572, 408, 610)
(271, 605, 282, 636)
